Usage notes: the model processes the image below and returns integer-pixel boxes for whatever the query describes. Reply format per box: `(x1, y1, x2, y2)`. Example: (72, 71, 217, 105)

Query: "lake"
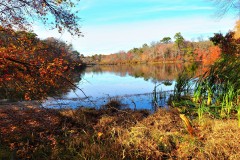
(43, 63, 199, 110)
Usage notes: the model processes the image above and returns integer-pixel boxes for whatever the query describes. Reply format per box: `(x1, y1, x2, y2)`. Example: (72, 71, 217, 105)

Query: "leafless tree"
(209, 0, 240, 19)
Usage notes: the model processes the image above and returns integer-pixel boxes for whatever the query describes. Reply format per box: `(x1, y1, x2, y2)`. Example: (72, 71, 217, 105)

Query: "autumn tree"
(0, 27, 83, 100)
(194, 1, 240, 112)
(202, 46, 221, 66)
(210, 31, 240, 54)
(0, 0, 83, 100)
(195, 28, 240, 110)
(42, 37, 82, 65)
(234, 20, 240, 38)
(0, 0, 81, 36)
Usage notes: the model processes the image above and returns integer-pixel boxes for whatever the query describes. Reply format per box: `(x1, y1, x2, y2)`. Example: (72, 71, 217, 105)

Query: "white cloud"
(140, 6, 214, 12)
(33, 16, 236, 56)
(77, 16, 235, 55)
(94, 6, 214, 23)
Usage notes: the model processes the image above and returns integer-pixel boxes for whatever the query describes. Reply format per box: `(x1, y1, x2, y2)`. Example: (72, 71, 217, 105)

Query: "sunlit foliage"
(194, 30, 240, 118)
(234, 20, 240, 39)
(0, 27, 83, 100)
(84, 37, 215, 65)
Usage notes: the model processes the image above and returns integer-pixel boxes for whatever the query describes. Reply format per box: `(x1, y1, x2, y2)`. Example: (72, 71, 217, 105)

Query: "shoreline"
(0, 104, 239, 159)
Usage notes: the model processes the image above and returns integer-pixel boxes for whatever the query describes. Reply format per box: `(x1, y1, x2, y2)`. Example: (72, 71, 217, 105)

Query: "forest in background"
(1, 0, 240, 159)
(83, 32, 221, 66)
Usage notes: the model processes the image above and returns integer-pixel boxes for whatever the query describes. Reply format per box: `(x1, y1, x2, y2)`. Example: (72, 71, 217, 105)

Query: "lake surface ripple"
(43, 63, 197, 110)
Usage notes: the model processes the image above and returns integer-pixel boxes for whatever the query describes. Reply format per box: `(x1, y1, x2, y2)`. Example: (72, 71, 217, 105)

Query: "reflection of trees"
(0, 70, 83, 101)
(84, 63, 201, 81)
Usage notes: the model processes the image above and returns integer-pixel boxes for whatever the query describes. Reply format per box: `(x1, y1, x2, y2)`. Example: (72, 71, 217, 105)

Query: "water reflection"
(0, 70, 82, 102)
(44, 63, 200, 110)
(84, 63, 184, 81)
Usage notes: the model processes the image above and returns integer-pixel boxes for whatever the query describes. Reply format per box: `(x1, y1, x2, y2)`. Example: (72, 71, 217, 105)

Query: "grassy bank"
(0, 101, 239, 159)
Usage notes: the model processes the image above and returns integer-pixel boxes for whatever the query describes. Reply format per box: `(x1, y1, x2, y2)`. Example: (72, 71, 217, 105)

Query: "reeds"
(152, 84, 167, 110)
(197, 103, 205, 121)
(193, 53, 239, 123)
(173, 71, 192, 100)
(193, 85, 202, 103)
(152, 84, 160, 109)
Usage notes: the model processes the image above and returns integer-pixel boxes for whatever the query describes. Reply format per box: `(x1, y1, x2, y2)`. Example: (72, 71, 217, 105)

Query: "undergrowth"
(1, 103, 240, 159)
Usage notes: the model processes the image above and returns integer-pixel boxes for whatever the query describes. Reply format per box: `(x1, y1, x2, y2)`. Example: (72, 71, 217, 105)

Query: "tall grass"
(193, 53, 239, 122)
(193, 85, 202, 103)
(152, 84, 160, 109)
(222, 82, 234, 117)
(197, 103, 206, 122)
(152, 84, 167, 110)
(206, 83, 213, 106)
(173, 71, 192, 100)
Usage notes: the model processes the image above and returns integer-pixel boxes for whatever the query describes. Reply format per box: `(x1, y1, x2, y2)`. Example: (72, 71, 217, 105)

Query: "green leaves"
(174, 32, 184, 48)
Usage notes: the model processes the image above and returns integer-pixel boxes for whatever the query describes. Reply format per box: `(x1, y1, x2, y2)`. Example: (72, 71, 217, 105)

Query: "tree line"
(83, 32, 221, 66)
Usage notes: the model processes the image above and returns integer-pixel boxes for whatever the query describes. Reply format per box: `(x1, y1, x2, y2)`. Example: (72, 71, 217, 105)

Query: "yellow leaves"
(10, 126, 17, 131)
(97, 132, 103, 140)
(234, 20, 240, 39)
(97, 132, 103, 138)
(68, 130, 75, 133)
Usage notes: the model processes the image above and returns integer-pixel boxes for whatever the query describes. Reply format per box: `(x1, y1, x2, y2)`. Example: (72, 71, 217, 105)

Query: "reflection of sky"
(66, 72, 175, 99)
(43, 71, 176, 110)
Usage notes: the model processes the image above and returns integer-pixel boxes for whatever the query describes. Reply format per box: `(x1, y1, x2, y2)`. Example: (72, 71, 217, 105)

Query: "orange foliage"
(234, 20, 240, 39)
(0, 26, 82, 100)
(193, 45, 221, 66)
(194, 48, 207, 61)
(88, 41, 216, 65)
(202, 46, 221, 66)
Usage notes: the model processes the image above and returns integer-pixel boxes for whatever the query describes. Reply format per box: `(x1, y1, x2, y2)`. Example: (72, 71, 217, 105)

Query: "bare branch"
(209, 0, 240, 19)
(0, 0, 81, 35)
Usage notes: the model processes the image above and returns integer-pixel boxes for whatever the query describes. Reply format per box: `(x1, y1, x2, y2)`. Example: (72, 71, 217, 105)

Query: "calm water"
(43, 64, 196, 110)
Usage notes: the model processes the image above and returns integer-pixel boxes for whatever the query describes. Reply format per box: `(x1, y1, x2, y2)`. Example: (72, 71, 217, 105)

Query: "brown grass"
(0, 103, 239, 159)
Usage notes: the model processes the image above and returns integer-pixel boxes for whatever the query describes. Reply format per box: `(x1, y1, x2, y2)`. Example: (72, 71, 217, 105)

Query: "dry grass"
(196, 118, 240, 160)
(0, 103, 239, 159)
(114, 109, 186, 159)
(91, 108, 240, 159)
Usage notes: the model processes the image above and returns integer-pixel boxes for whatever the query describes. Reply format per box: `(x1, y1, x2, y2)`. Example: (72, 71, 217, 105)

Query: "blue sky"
(34, 0, 238, 56)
